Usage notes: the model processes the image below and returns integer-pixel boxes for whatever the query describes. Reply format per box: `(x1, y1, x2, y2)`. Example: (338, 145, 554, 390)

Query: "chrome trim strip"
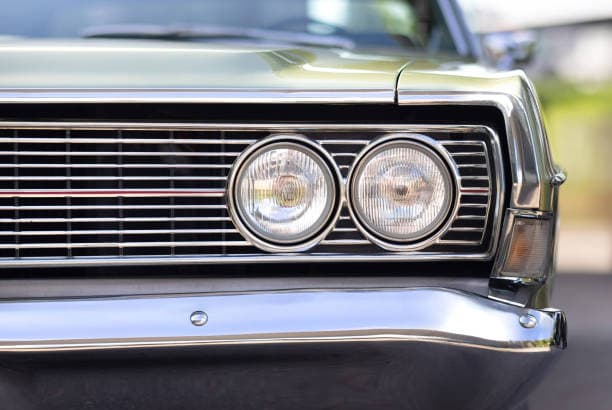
(0, 189, 225, 197)
(450, 152, 486, 156)
(0, 288, 566, 352)
(0, 121, 509, 132)
(0, 253, 495, 268)
(0, 204, 227, 210)
(1, 163, 233, 169)
(0, 217, 231, 224)
(0, 176, 228, 181)
(449, 227, 484, 232)
(0, 151, 243, 156)
(0, 241, 251, 249)
(439, 140, 487, 145)
(0, 229, 239, 236)
(0, 89, 394, 104)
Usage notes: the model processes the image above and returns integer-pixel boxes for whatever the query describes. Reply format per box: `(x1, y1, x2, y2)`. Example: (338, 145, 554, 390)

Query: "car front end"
(0, 1, 565, 409)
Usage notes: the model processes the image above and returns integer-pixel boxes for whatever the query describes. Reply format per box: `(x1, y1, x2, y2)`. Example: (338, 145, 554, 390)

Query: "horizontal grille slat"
(0, 189, 224, 197)
(460, 176, 489, 181)
(0, 241, 251, 249)
(0, 123, 501, 265)
(0, 138, 257, 145)
(320, 239, 371, 246)
(0, 204, 227, 210)
(0, 217, 231, 223)
(0, 229, 239, 236)
(459, 191, 489, 196)
(455, 215, 486, 220)
(319, 139, 369, 145)
(1, 163, 233, 168)
(439, 140, 486, 145)
(449, 152, 486, 156)
(436, 239, 482, 245)
(447, 227, 485, 232)
(0, 176, 229, 181)
(457, 164, 487, 168)
(0, 151, 243, 157)
(331, 153, 358, 158)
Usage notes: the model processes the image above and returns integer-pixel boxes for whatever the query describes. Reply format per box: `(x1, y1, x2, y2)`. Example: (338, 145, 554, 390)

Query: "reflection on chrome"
(0, 287, 566, 352)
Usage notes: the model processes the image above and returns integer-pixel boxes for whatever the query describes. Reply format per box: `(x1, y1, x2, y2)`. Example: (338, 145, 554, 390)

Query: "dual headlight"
(227, 134, 458, 252)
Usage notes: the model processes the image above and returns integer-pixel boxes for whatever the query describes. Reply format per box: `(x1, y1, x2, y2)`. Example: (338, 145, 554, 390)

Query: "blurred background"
(459, 1, 612, 408)
(460, 0, 612, 274)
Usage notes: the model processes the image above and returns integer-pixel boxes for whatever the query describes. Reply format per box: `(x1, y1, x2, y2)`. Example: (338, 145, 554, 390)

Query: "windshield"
(0, 0, 458, 53)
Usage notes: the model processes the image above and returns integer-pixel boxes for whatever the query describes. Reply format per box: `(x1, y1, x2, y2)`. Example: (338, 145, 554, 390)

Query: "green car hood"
(0, 38, 477, 103)
(0, 38, 409, 101)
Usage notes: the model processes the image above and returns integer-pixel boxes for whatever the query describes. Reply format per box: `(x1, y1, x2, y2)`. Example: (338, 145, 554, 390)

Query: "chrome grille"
(0, 123, 503, 266)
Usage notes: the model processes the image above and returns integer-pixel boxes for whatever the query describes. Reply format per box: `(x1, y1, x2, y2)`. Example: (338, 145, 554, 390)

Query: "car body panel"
(0, 38, 415, 102)
(0, 38, 476, 104)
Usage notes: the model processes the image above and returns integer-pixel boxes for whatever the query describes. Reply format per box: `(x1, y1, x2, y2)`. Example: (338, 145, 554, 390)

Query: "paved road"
(529, 274, 612, 409)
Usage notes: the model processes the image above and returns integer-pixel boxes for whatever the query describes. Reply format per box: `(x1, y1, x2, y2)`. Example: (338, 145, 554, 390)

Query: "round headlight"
(228, 135, 341, 252)
(347, 134, 457, 250)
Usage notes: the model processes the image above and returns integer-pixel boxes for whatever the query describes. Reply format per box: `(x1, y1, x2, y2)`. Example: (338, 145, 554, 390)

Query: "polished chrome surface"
(0, 88, 394, 104)
(0, 122, 503, 266)
(345, 133, 461, 251)
(0, 287, 566, 352)
(551, 169, 567, 186)
(519, 313, 537, 329)
(225, 134, 343, 253)
(189, 311, 208, 327)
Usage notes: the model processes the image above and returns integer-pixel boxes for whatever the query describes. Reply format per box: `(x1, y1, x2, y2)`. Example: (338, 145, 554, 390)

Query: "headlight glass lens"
(234, 142, 336, 245)
(350, 140, 454, 242)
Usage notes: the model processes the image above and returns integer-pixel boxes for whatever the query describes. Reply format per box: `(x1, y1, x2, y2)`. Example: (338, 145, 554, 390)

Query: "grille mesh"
(0, 124, 500, 265)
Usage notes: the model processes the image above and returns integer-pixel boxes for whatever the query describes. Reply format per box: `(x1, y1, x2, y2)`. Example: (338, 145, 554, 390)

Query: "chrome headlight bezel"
(227, 134, 343, 253)
(346, 133, 461, 251)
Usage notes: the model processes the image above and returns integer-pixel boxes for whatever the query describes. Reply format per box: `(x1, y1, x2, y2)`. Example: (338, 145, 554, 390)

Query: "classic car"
(0, 0, 566, 409)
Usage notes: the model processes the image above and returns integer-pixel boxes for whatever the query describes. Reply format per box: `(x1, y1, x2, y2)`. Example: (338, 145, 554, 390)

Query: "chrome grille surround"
(0, 122, 504, 267)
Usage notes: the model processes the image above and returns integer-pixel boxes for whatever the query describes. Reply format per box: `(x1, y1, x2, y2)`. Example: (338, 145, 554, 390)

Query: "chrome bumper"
(0, 287, 565, 352)
(0, 288, 566, 409)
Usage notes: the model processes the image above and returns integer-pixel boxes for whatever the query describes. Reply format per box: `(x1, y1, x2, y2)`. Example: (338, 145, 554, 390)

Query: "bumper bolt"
(519, 314, 537, 328)
(190, 311, 208, 326)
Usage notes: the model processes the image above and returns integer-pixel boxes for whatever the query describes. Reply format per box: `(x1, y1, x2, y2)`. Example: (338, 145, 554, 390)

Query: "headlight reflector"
(229, 137, 340, 251)
(348, 136, 456, 248)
